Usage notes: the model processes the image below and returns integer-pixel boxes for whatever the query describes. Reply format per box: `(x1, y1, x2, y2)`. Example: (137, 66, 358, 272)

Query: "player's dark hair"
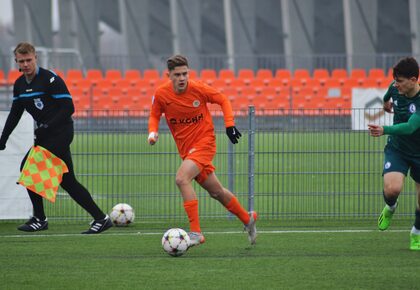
(393, 57, 419, 80)
(13, 42, 36, 56)
(167, 55, 189, 71)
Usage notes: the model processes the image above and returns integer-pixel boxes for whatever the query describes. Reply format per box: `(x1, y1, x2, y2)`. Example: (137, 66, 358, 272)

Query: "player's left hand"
(226, 126, 242, 144)
(367, 124, 384, 137)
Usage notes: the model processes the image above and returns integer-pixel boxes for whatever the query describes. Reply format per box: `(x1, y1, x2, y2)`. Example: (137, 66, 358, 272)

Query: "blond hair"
(14, 42, 36, 56)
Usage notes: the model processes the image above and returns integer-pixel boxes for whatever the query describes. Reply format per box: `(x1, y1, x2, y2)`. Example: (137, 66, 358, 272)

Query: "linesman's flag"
(17, 146, 68, 203)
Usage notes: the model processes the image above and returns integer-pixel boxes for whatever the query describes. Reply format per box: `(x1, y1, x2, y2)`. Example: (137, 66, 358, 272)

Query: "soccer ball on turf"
(110, 203, 135, 226)
(162, 228, 190, 257)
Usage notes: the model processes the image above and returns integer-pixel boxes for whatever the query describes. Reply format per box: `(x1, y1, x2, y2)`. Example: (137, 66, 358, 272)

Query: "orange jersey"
(148, 80, 235, 158)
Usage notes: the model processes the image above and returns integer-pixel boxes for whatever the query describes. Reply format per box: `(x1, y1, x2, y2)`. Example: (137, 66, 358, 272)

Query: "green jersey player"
(368, 57, 420, 250)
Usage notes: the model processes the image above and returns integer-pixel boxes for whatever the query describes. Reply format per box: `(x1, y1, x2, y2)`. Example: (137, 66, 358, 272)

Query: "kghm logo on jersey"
(169, 113, 203, 125)
(409, 103, 416, 113)
(192, 100, 200, 107)
(34, 98, 44, 110)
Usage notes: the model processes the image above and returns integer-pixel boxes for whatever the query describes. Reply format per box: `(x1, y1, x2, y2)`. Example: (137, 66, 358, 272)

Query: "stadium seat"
(362, 78, 379, 88)
(256, 69, 273, 85)
(275, 69, 292, 80)
(249, 79, 265, 89)
(71, 86, 91, 117)
(133, 79, 152, 90)
(313, 68, 330, 86)
(212, 79, 227, 91)
(66, 69, 84, 80)
(350, 68, 366, 79)
(343, 77, 360, 88)
(114, 79, 133, 92)
(96, 79, 113, 89)
(368, 68, 385, 79)
(331, 68, 348, 86)
(237, 69, 255, 86)
(293, 69, 311, 79)
(269, 78, 290, 89)
(260, 87, 277, 103)
(86, 69, 103, 85)
(7, 69, 22, 85)
(125, 69, 141, 81)
(143, 69, 160, 80)
(0, 70, 6, 86)
(227, 78, 245, 87)
(219, 69, 235, 80)
(72, 78, 93, 91)
(105, 69, 123, 85)
(324, 79, 341, 89)
(188, 69, 198, 79)
(200, 69, 217, 85)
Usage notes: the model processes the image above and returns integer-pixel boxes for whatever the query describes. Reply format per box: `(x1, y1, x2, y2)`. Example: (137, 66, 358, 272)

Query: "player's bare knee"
(175, 175, 189, 187)
(384, 184, 401, 197)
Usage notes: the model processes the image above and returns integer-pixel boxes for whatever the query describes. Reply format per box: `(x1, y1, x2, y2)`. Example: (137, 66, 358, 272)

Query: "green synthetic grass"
(1, 219, 419, 290)
(38, 130, 416, 219)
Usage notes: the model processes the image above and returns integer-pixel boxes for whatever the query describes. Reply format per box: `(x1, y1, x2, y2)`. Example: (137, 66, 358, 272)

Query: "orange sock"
(183, 199, 201, 232)
(226, 196, 250, 224)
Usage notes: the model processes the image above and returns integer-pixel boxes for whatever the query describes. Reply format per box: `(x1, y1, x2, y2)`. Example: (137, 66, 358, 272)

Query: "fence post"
(248, 106, 255, 212)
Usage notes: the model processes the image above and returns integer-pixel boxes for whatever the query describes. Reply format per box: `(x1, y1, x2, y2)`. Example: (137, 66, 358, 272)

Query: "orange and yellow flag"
(18, 146, 68, 203)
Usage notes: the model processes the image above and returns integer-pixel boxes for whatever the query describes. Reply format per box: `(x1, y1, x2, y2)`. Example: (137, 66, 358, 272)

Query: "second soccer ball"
(110, 203, 135, 226)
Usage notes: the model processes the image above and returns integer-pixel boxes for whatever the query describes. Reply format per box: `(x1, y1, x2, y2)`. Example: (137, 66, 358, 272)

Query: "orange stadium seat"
(237, 69, 254, 86)
(125, 69, 141, 81)
(313, 68, 330, 86)
(368, 68, 385, 79)
(331, 68, 347, 79)
(188, 69, 198, 79)
(275, 69, 292, 80)
(0, 70, 6, 86)
(219, 69, 235, 80)
(269, 78, 290, 89)
(293, 69, 311, 79)
(324, 78, 341, 89)
(7, 69, 22, 85)
(143, 69, 160, 80)
(71, 78, 93, 91)
(255, 69, 273, 86)
(350, 68, 366, 79)
(105, 69, 122, 85)
(114, 79, 133, 93)
(362, 78, 379, 88)
(86, 69, 103, 85)
(331, 68, 348, 86)
(260, 87, 277, 103)
(200, 69, 217, 85)
(66, 69, 84, 80)
(212, 79, 227, 91)
(96, 79, 113, 90)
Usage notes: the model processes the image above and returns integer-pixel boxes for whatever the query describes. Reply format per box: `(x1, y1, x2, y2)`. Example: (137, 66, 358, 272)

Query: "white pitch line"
(0, 228, 408, 238)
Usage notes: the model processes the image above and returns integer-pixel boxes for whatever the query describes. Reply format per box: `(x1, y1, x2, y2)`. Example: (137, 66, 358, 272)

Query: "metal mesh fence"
(4, 108, 418, 221)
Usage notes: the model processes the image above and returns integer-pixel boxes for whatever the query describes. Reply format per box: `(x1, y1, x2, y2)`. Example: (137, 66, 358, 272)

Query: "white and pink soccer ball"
(110, 203, 135, 226)
(161, 228, 190, 257)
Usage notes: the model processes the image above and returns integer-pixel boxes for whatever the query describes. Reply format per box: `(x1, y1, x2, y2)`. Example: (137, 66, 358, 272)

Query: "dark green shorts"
(383, 144, 420, 183)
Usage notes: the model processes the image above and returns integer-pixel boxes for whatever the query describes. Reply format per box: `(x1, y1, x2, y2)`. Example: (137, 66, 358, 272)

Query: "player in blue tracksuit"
(0, 42, 112, 234)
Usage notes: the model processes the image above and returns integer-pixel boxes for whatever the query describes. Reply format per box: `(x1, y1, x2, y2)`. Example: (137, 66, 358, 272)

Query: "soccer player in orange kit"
(148, 55, 257, 247)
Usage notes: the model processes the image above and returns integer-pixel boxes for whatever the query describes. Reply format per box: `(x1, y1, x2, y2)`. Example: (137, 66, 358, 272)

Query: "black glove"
(34, 124, 49, 143)
(226, 126, 242, 144)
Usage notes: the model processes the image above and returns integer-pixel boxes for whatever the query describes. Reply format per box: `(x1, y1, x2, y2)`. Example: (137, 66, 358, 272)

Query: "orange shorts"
(184, 146, 216, 184)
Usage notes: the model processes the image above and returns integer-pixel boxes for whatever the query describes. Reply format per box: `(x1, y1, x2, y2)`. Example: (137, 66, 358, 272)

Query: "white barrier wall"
(351, 88, 394, 130)
(0, 112, 33, 219)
